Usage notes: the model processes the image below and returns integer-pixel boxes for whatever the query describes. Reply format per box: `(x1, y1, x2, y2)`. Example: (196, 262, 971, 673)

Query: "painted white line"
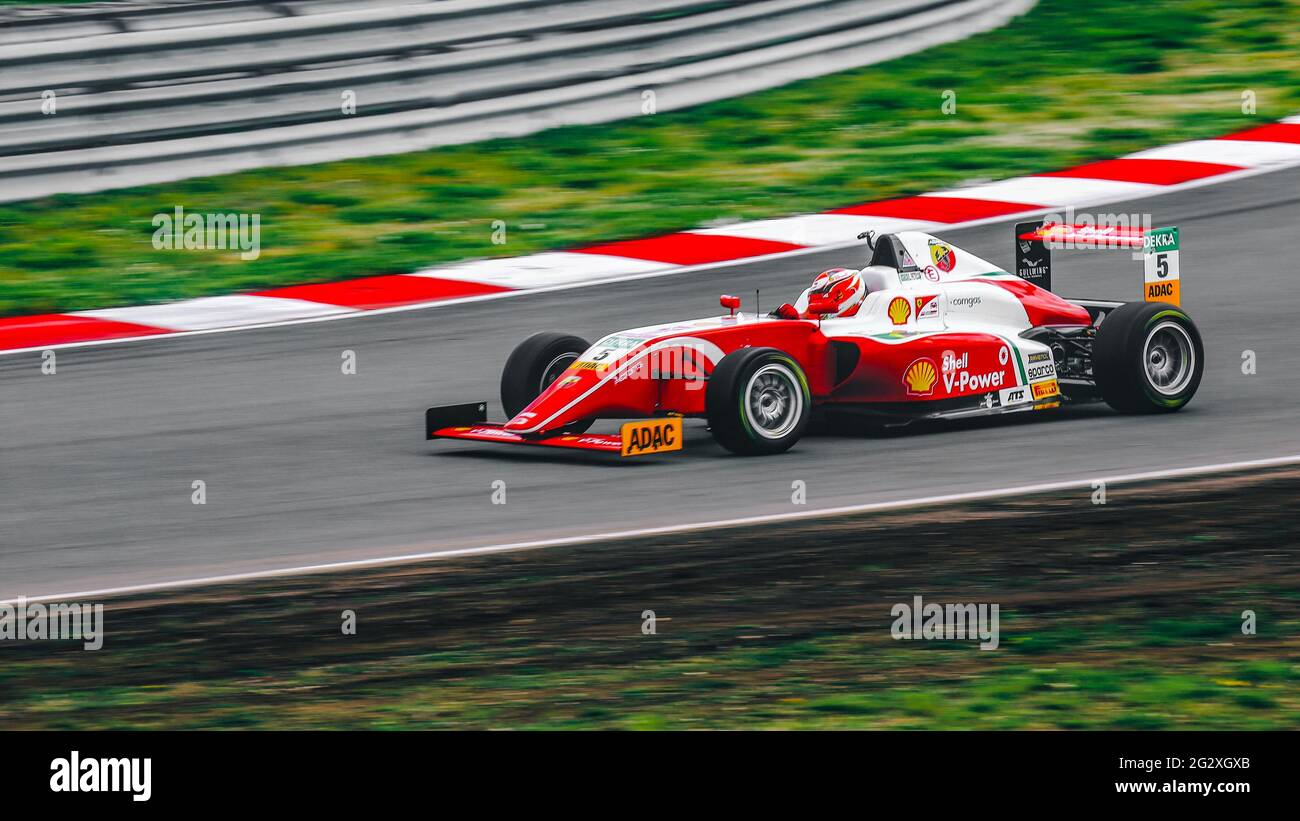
(4, 145, 1300, 358)
(925, 175, 1161, 205)
(411, 250, 668, 288)
(9, 452, 1300, 606)
(1126, 138, 1300, 168)
(76, 294, 356, 331)
(693, 214, 936, 245)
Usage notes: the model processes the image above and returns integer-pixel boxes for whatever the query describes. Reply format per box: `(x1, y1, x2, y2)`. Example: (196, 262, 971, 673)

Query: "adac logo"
(902, 358, 938, 396)
(888, 296, 911, 325)
(929, 241, 956, 273)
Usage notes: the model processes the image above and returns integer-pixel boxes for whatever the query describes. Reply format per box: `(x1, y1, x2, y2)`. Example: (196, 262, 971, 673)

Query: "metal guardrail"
(0, 0, 1034, 201)
(0, 0, 940, 152)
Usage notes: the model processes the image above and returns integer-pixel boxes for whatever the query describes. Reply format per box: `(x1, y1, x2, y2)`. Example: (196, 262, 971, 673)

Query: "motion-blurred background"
(2, 0, 1298, 730)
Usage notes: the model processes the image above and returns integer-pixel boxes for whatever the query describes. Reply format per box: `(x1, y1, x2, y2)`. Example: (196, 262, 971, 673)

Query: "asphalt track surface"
(3, 167, 1299, 598)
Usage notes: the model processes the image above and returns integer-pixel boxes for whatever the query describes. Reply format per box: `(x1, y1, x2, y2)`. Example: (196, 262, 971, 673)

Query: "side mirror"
(720, 294, 741, 316)
(807, 293, 837, 316)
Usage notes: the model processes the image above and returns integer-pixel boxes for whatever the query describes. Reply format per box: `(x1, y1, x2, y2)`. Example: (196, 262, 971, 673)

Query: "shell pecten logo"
(887, 296, 911, 326)
(903, 357, 938, 396)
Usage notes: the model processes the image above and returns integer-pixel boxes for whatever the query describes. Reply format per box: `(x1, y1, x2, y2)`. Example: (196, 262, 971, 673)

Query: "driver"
(778, 268, 867, 319)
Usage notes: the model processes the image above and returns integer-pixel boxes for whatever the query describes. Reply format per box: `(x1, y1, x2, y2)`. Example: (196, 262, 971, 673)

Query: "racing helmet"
(807, 267, 867, 317)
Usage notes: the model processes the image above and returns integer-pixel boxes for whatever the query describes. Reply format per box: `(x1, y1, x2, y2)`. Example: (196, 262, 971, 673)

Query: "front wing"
(425, 403, 683, 457)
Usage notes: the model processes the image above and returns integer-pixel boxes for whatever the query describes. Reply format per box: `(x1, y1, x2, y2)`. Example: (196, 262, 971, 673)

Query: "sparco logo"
(1027, 362, 1056, 380)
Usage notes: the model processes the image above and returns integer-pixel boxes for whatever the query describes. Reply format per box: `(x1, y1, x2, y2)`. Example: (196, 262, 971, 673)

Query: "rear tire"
(501, 332, 592, 432)
(706, 347, 811, 455)
(1093, 302, 1203, 413)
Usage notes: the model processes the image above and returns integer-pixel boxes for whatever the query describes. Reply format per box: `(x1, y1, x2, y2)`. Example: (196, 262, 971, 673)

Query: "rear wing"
(1014, 220, 1180, 306)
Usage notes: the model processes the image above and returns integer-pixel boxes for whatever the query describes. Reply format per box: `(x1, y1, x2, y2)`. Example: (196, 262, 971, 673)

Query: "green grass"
(2, 0, 1299, 316)
(3, 596, 1296, 730)
(3, 471, 1299, 730)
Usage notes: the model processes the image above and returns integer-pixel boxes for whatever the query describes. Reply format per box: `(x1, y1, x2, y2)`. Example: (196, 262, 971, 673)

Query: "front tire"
(706, 347, 811, 455)
(1093, 302, 1203, 413)
(501, 332, 592, 431)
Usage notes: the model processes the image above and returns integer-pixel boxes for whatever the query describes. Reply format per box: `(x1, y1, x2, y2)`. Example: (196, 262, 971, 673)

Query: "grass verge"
(2, 0, 1300, 315)
(2, 468, 1298, 730)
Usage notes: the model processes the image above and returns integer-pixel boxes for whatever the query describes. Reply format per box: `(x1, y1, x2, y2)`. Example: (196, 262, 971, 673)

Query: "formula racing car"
(426, 220, 1202, 456)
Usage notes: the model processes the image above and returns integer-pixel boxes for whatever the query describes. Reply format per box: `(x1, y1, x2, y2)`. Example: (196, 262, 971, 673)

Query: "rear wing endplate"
(1013, 220, 1180, 306)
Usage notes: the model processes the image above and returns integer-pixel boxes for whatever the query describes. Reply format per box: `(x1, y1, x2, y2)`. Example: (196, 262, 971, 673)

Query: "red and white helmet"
(805, 268, 867, 317)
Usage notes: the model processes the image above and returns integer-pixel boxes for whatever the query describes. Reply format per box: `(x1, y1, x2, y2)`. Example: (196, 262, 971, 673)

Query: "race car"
(426, 220, 1202, 456)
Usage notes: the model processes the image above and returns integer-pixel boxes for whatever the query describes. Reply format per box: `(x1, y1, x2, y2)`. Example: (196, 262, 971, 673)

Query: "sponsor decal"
(1031, 379, 1060, 400)
(903, 358, 938, 396)
(1142, 228, 1179, 252)
(923, 266, 941, 282)
(929, 240, 956, 272)
(1026, 361, 1057, 381)
(898, 270, 923, 282)
(1145, 280, 1180, 303)
(1142, 226, 1180, 306)
(1018, 259, 1049, 281)
(468, 427, 516, 438)
(557, 375, 581, 388)
(937, 346, 1010, 394)
(1028, 351, 1051, 363)
(941, 349, 968, 373)
(614, 360, 647, 383)
(915, 295, 940, 319)
(998, 345, 1009, 366)
(596, 334, 640, 349)
(998, 385, 1031, 406)
(620, 418, 683, 456)
(949, 295, 982, 309)
(572, 360, 608, 371)
(944, 368, 1006, 393)
(1015, 219, 1052, 289)
(888, 296, 911, 326)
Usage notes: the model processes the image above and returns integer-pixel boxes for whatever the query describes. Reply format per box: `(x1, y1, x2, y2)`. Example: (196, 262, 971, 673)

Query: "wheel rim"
(539, 353, 577, 392)
(744, 363, 803, 439)
(1143, 321, 1195, 396)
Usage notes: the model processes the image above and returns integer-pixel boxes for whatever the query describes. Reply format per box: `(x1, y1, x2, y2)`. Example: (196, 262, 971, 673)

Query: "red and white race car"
(427, 221, 1203, 456)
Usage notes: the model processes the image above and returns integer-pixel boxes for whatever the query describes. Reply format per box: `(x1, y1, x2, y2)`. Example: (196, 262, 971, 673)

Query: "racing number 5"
(1156, 254, 1169, 278)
